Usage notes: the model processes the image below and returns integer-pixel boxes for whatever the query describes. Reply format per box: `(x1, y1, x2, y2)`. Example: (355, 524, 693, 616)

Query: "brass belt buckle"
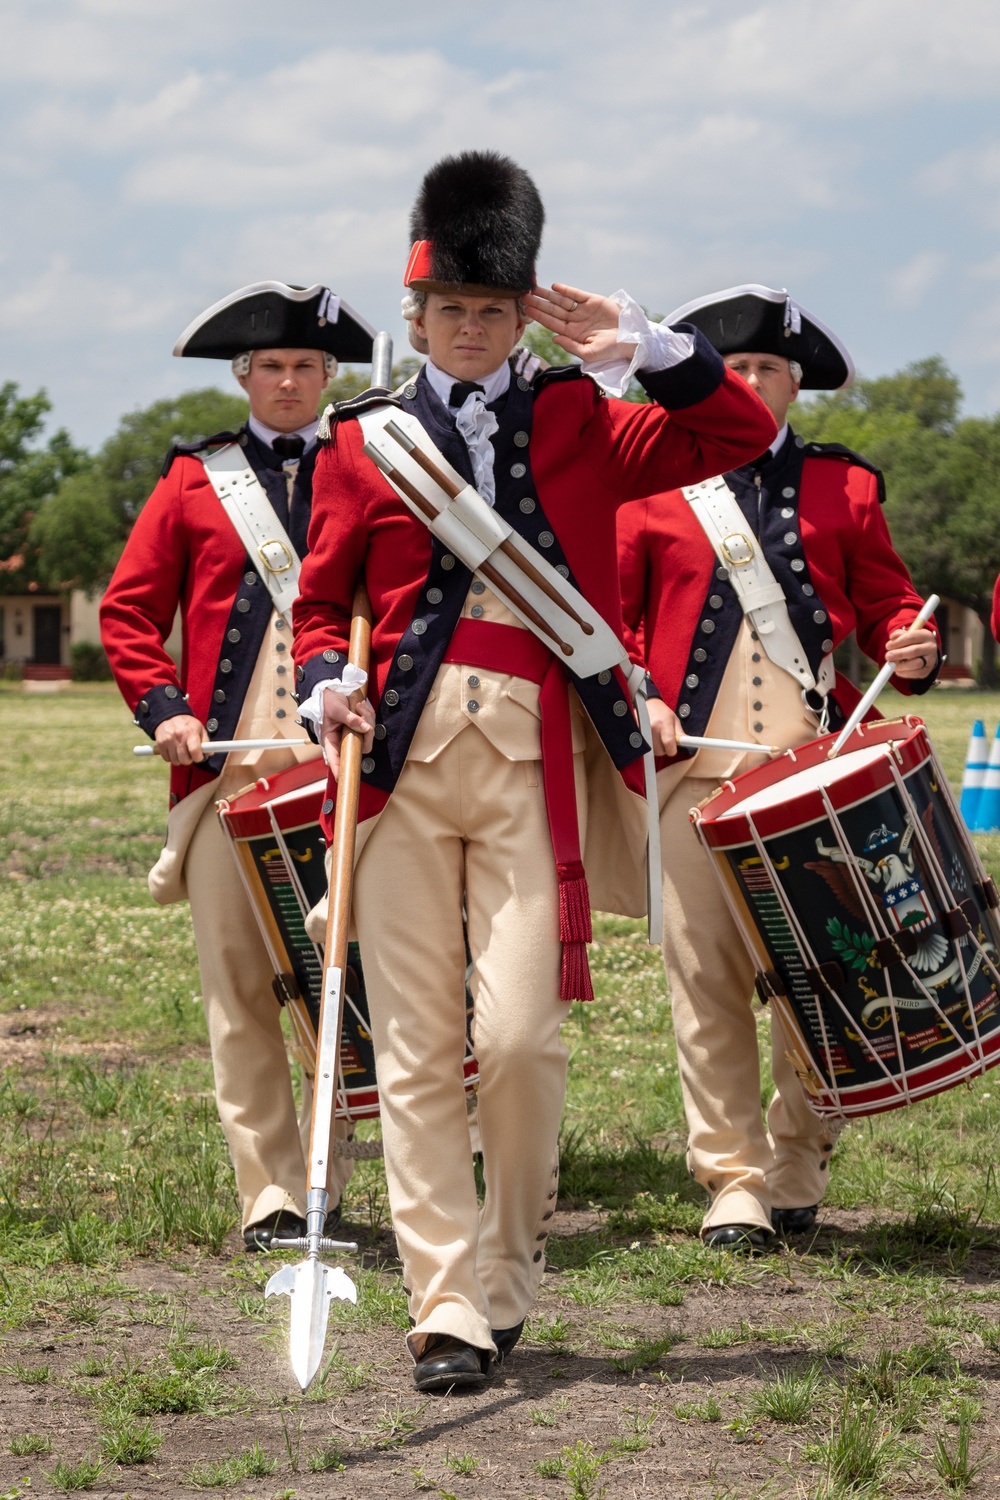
(258, 538, 294, 574)
(720, 532, 754, 568)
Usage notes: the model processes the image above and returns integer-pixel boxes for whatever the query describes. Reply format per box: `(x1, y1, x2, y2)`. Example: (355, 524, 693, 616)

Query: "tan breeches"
(661, 778, 835, 1232)
(184, 805, 352, 1229)
(353, 729, 578, 1356)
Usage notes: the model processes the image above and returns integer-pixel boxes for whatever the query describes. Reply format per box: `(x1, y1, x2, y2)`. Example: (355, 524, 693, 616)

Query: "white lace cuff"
(581, 289, 696, 397)
(298, 666, 369, 727)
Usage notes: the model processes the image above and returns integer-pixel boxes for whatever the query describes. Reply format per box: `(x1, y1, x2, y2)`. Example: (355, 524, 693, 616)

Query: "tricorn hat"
(173, 282, 376, 362)
(404, 151, 544, 297)
(664, 284, 854, 390)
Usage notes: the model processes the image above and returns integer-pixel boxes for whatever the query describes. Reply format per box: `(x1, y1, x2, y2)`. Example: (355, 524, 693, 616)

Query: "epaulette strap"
(803, 440, 886, 505)
(316, 402, 336, 443)
(160, 430, 243, 478)
(532, 362, 585, 395)
(319, 388, 401, 442)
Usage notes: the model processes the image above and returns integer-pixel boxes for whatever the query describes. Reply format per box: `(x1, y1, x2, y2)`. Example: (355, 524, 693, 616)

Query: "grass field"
(3, 682, 1000, 1497)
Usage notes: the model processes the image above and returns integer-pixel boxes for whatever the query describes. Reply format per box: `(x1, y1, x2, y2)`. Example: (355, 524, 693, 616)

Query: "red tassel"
(557, 862, 593, 1001)
(561, 941, 594, 1003)
(557, 862, 592, 944)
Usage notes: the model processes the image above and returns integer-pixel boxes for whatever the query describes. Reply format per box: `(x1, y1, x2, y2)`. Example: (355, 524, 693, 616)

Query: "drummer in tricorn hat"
(101, 282, 375, 1249)
(617, 284, 940, 1252)
(292, 153, 775, 1391)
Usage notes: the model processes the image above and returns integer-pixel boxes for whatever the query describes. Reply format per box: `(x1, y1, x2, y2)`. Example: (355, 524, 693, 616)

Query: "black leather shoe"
(491, 1319, 525, 1364)
(771, 1205, 818, 1235)
(243, 1203, 342, 1252)
(703, 1224, 772, 1254)
(413, 1335, 490, 1394)
(244, 1210, 307, 1252)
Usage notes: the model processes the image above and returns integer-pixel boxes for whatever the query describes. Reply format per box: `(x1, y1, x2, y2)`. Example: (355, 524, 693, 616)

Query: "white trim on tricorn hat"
(172, 281, 376, 363)
(664, 283, 854, 391)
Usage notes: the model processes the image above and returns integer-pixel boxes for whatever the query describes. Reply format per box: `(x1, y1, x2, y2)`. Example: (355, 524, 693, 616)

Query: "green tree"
(517, 324, 575, 369)
(799, 355, 961, 440)
(931, 415, 1000, 684)
(31, 387, 248, 592)
(0, 383, 89, 593)
(796, 359, 1000, 685)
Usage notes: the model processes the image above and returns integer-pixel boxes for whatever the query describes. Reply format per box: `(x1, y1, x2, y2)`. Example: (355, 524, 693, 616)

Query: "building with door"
(0, 587, 103, 676)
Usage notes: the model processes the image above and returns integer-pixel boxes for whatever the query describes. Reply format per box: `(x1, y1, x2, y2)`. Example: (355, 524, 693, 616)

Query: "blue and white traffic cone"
(960, 719, 989, 830)
(974, 724, 1000, 833)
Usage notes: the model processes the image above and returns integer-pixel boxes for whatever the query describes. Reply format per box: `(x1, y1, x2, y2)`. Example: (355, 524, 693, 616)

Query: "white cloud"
(0, 256, 182, 337)
(1, 0, 1000, 440)
(918, 138, 1000, 230)
(886, 251, 946, 310)
(972, 254, 1000, 281)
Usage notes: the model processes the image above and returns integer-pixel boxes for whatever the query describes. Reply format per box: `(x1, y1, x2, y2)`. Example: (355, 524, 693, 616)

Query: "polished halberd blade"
(265, 1260, 357, 1390)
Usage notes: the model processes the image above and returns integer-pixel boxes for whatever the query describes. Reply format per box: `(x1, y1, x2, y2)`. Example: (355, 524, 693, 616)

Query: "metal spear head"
(265, 1259, 358, 1390)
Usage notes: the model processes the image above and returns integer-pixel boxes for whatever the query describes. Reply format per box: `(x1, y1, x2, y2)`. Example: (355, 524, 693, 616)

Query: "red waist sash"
(443, 619, 593, 1002)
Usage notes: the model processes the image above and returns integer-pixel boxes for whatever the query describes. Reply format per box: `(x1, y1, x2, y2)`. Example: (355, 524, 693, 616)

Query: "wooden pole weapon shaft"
(308, 582, 373, 1194)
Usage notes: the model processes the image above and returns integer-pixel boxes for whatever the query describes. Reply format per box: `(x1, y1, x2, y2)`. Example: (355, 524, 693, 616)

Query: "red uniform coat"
(293, 345, 777, 837)
(101, 427, 314, 805)
(617, 429, 938, 742)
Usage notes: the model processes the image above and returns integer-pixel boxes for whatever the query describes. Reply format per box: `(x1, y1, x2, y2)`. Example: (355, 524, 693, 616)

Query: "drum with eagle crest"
(694, 718, 1000, 1117)
(217, 761, 479, 1121)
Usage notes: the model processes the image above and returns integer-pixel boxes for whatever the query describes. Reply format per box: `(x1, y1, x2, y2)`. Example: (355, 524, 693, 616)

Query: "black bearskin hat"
(404, 150, 544, 296)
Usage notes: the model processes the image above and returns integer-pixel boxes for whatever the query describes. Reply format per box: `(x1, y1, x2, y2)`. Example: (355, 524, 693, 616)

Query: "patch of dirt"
(0, 1008, 210, 1071)
(3, 1211, 1000, 1498)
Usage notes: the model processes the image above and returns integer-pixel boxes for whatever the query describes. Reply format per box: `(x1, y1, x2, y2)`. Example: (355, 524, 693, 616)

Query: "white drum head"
(714, 742, 890, 819)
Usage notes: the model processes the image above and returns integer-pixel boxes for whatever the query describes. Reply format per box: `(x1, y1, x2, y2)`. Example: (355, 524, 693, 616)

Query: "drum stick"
(132, 738, 311, 757)
(677, 734, 778, 754)
(828, 593, 940, 759)
(383, 420, 595, 637)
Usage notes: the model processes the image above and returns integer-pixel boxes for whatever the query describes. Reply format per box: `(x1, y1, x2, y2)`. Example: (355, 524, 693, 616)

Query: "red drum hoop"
(217, 762, 479, 1121)
(695, 716, 1000, 1118)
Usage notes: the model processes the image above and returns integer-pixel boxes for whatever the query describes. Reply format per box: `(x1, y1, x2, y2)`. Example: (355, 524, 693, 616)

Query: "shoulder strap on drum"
(682, 474, 834, 701)
(201, 443, 301, 625)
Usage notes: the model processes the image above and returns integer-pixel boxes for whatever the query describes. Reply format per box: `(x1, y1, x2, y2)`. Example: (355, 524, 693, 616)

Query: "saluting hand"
(320, 689, 375, 780)
(525, 283, 633, 366)
(885, 625, 939, 680)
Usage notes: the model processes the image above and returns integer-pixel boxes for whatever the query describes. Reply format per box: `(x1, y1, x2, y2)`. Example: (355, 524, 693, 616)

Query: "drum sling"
(683, 473, 835, 713)
(202, 443, 302, 625)
(442, 618, 593, 1002)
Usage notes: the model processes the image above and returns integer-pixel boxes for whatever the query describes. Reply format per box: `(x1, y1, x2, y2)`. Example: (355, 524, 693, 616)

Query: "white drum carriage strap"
(202, 443, 301, 625)
(682, 474, 834, 702)
(632, 679, 663, 946)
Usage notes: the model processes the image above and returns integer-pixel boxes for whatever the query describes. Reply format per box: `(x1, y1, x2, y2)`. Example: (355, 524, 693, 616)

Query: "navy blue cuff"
(638, 325, 725, 411)
(298, 648, 346, 706)
(133, 682, 190, 736)
(908, 653, 941, 696)
(642, 672, 663, 702)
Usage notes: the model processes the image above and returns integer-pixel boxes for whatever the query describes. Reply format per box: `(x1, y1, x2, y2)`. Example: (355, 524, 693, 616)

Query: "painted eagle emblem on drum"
(806, 806, 948, 973)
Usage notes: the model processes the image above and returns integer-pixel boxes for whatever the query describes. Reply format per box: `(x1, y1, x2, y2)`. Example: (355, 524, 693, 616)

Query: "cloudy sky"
(3, 0, 999, 447)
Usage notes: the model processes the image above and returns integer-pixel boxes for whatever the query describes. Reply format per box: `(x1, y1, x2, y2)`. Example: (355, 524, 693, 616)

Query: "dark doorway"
(32, 605, 62, 664)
